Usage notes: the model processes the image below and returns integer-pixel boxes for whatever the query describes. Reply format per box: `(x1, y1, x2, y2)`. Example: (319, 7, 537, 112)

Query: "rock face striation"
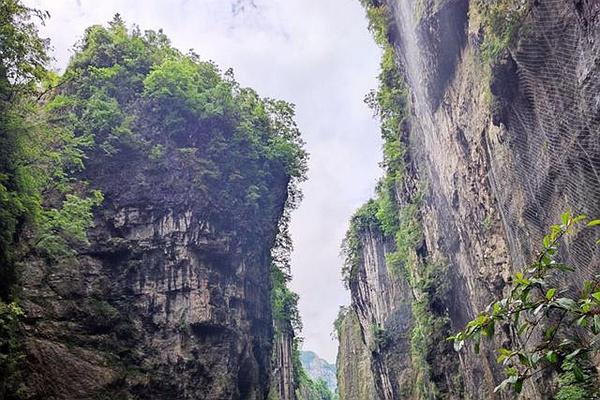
(21, 160, 286, 399)
(338, 0, 600, 399)
(271, 322, 297, 400)
(335, 308, 378, 400)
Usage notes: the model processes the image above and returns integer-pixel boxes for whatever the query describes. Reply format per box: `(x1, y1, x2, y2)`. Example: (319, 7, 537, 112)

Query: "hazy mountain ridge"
(300, 351, 337, 394)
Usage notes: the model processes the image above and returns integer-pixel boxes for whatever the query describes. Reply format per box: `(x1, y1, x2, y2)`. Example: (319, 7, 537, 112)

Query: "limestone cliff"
(14, 19, 307, 400)
(335, 308, 378, 400)
(21, 169, 286, 399)
(270, 321, 297, 400)
(339, 0, 600, 398)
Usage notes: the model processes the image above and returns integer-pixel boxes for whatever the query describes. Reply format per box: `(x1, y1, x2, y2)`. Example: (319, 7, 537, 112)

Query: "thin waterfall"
(391, 0, 439, 151)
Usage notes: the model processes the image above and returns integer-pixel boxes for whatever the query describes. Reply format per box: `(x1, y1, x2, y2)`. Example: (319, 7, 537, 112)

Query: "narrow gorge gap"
(1, 0, 599, 399)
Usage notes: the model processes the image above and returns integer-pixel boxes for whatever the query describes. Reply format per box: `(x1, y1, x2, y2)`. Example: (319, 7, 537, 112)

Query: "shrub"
(450, 213, 600, 395)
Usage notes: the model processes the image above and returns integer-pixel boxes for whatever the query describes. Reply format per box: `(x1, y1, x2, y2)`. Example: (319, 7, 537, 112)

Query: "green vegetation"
(470, 0, 530, 62)
(1, 0, 100, 297)
(1, 2, 106, 397)
(555, 360, 598, 400)
(342, 0, 414, 287)
(49, 15, 307, 241)
(409, 258, 459, 399)
(369, 322, 389, 353)
(272, 265, 301, 336)
(297, 374, 336, 400)
(451, 212, 600, 396)
(385, 197, 423, 279)
(0, 302, 24, 398)
(341, 200, 379, 285)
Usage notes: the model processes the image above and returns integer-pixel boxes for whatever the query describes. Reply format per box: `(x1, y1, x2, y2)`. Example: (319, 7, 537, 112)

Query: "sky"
(25, 0, 383, 363)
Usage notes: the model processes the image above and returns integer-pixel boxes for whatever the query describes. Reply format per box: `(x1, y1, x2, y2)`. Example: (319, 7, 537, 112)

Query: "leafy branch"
(449, 212, 600, 395)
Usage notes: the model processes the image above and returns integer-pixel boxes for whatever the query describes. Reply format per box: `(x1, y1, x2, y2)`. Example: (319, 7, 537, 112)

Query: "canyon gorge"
(1, 0, 599, 399)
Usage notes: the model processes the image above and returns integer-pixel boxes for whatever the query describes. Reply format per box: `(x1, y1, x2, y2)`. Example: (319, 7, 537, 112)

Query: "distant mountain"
(300, 351, 337, 394)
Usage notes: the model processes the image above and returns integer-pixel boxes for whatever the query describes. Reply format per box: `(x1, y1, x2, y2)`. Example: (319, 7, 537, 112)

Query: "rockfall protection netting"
(392, 0, 599, 290)
(490, 0, 600, 286)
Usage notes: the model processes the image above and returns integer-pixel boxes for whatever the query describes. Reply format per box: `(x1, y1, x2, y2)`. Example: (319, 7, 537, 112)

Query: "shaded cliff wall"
(339, 0, 600, 398)
(22, 169, 285, 399)
(17, 19, 306, 400)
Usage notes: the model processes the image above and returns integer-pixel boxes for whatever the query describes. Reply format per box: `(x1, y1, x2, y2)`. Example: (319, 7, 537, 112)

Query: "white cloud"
(26, 0, 382, 363)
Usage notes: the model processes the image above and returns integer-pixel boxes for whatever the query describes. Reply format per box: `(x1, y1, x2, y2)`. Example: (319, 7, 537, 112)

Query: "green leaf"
(546, 288, 556, 300)
(565, 348, 582, 361)
(483, 320, 495, 337)
(515, 272, 529, 285)
(543, 235, 551, 248)
(545, 350, 558, 363)
(572, 364, 585, 381)
(544, 325, 557, 340)
(554, 297, 578, 312)
(492, 301, 504, 316)
(497, 348, 512, 364)
(587, 219, 600, 227)
(583, 280, 594, 297)
(554, 263, 575, 272)
(551, 224, 562, 239)
(593, 315, 600, 335)
(513, 378, 523, 394)
(517, 352, 530, 367)
(581, 301, 592, 313)
(561, 211, 571, 226)
(591, 291, 600, 302)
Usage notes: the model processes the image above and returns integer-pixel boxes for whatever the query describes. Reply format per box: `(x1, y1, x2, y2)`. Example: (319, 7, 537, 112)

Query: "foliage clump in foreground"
(451, 212, 600, 397)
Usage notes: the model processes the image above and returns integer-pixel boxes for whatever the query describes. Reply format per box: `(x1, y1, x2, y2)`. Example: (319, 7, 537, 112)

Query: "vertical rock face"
(349, 226, 414, 399)
(21, 149, 288, 399)
(271, 323, 297, 400)
(336, 308, 378, 400)
(339, 0, 600, 399)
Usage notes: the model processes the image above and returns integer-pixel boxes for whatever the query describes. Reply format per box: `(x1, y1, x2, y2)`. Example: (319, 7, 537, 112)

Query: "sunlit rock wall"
(336, 308, 379, 400)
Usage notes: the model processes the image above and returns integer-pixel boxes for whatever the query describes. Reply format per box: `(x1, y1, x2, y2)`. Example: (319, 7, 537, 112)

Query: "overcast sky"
(26, 0, 382, 363)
